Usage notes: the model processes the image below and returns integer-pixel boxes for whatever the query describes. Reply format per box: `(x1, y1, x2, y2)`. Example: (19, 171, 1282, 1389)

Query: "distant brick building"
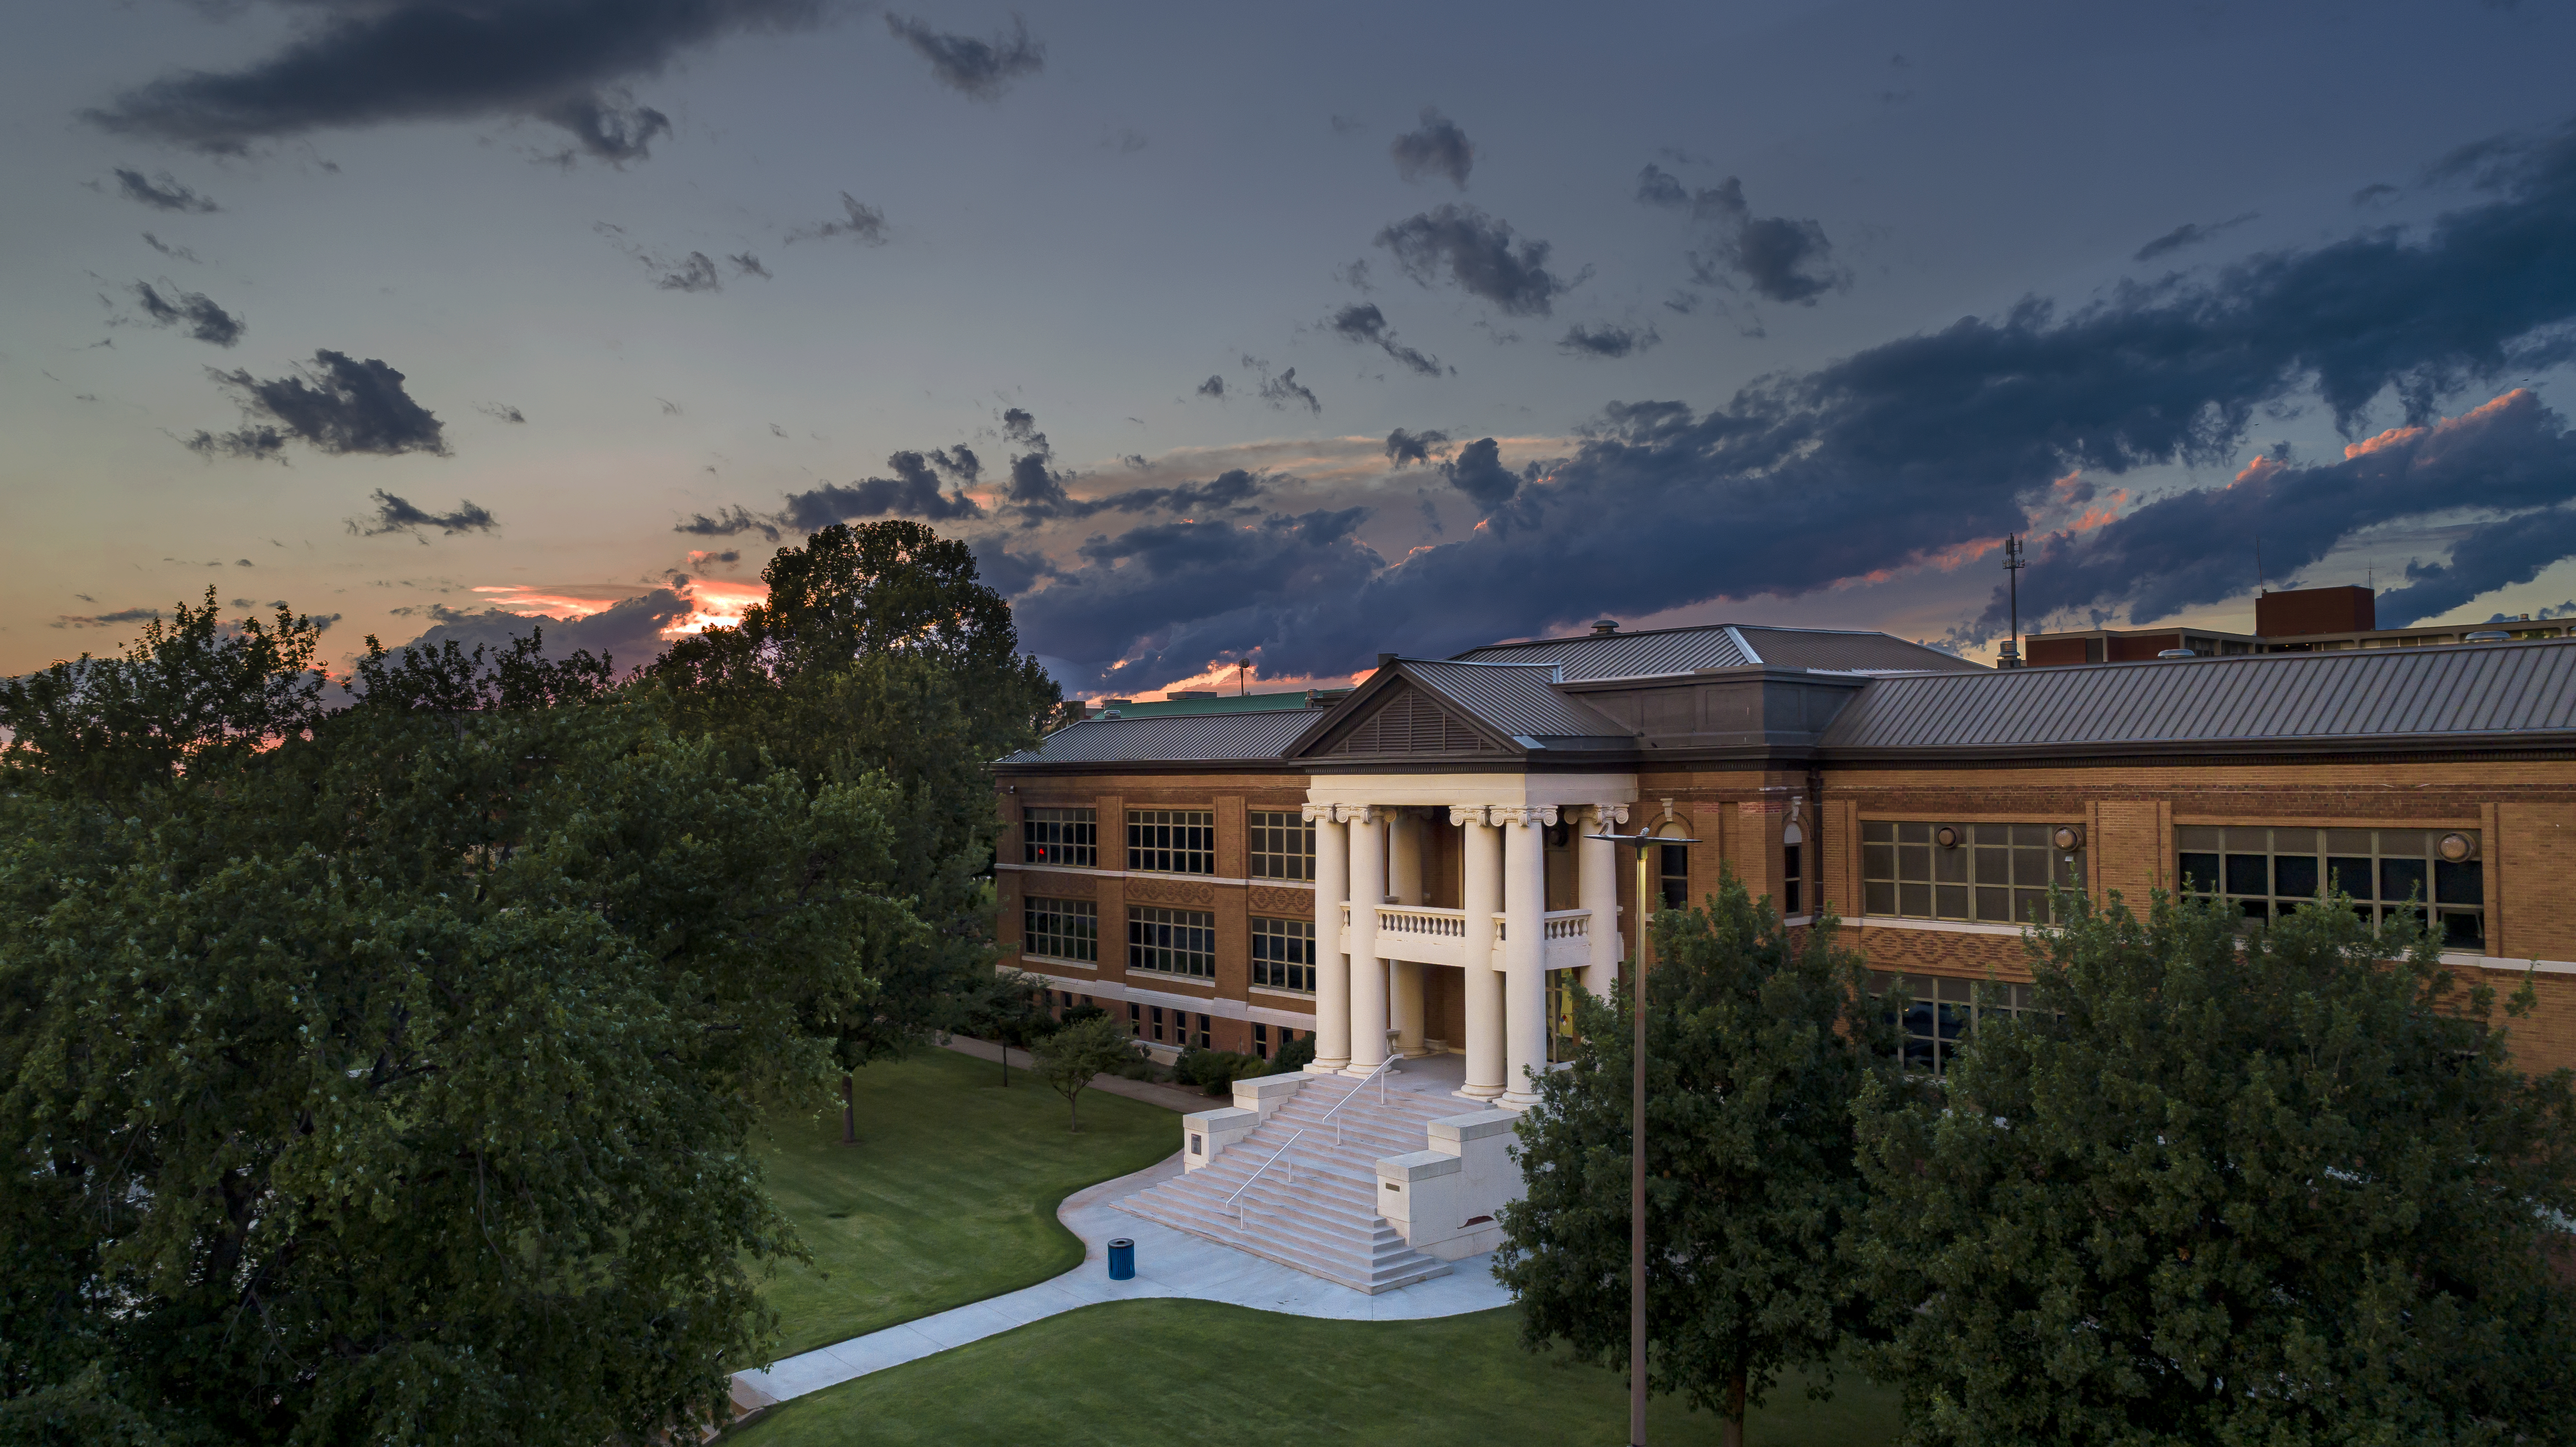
(992, 620, 2576, 1095)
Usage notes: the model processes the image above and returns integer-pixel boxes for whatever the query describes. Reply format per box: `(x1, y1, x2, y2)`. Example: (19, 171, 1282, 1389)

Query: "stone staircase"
(1119, 1072, 1463, 1293)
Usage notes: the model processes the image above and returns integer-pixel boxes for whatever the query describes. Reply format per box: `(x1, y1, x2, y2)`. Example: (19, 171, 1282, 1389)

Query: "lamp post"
(1587, 815, 1699, 1447)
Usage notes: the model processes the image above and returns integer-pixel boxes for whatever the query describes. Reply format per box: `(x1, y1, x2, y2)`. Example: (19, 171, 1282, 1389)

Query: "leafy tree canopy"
(1495, 872, 1894, 1446)
(0, 610, 918, 1446)
(1851, 892, 2576, 1447)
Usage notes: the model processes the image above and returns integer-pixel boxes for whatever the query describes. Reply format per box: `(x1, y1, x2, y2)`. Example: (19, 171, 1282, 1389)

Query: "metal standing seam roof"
(1448, 625, 1754, 680)
(1397, 660, 1635, 743)
(1817, 641, 2576, 752)
(997, 710, 1321, 765)
(1733, 626, 1986, 675)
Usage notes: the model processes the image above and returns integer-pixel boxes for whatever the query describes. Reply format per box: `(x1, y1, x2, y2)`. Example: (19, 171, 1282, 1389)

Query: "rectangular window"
(1861, 822, 2085, 925)
(1194, 1013, 1212, 1051)
(1545, 970, 1581, 1062)
(1150, 1005, 1165, 1042)
(1248, 810, 1315, 882)
(1783, 844, 1802, 916)
(1127, 1002, 1141, 1036)
(1023, 807, 1098, 868)
(1127, 905, 1217, 979)
(1871, 971, 2048, 1076)
(1250, 916, 1317, 993)
(1656, 844, 1690, 910)
(2175, 826, 2484, 949)
(1021, 897, 1098, 962)
(1253, 1022, 1270, 1059)
(1127, 809, 1216, 875)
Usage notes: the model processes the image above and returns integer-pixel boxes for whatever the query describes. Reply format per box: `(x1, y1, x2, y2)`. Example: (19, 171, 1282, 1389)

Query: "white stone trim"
(2444, 951, 2576, 976)
(1856, 916, 2033, 939)
(1016, 969, 1320, 1028)
(1850, 925, 2576, 976)
(1305, 772, 1638, 810)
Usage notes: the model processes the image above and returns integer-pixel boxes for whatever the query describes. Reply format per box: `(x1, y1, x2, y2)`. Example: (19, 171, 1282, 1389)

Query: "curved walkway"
(731, 1151, 1515, 1409)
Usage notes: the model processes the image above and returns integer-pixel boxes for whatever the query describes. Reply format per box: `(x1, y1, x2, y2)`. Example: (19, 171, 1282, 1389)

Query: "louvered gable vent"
(1326, 686, 1494, 756)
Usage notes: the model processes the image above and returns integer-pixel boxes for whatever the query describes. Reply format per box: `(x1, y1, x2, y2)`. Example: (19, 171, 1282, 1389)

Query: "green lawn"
(755, 1047, 1180, 1355)
(727, 1300, 1901, 1446)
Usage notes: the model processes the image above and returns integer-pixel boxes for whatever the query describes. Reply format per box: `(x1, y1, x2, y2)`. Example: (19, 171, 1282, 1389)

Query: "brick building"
(991, 621, 2576, 1094)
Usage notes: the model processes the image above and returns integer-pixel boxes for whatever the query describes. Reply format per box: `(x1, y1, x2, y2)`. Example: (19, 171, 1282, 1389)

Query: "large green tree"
(0, 600, 917, 1445)
(648, 521, 1068, 1063)
(1850, 891, 2576, 1447)
(1494, 871, 1895, 1447)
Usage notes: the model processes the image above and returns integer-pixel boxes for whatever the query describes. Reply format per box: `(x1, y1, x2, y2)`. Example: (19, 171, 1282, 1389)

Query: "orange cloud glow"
(668, 578, 766, 635)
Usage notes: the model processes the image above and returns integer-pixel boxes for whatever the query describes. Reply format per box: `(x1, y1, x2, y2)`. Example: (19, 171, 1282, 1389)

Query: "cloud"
(677, 504, 780, 541)
(84, 0, 820, 161)
(1256, 366, 1321, 415)
(2353, 182, 2400, 206)
(1007, 119, 2576, 688)
(188, 349, 447, 460)
(111, 168, 217, 212)
(52, 606, 162, 630)
(1389, 107, 1472, 189)
(395, 589, 694, 670)
(1559, 322, 1659, 358)
(142, 232, 200, 263)
(355, 490, 498, 539)
(1385, 427, 1449, 468)
(1637, 165, 1845, 305)
(2134, 212, 2259, 263)
(730, 251, 772, 278)
(1376, 205, 1575, 316)
(786, 192, 889, 246)
(652, 251, 722, 292)
(1328, 303, 1448, 376)
(1438, 436, 1519, 508)
(132, 281, 243, 346)
(884, 13, 1044, 99)
(1195, 375, 1226, 399)
(476, 401, 528, 423)
(1329, 114, 1367, 135)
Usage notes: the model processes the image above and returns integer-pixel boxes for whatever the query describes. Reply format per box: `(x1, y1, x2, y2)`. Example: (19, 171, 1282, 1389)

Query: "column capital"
(1345, 804, 1389, 826)
(1588, 803, 1630, 829)
(1300, 802, 1342, 823)
(1448, 805, 1493, 827)
(1496, 806, 1560, 828)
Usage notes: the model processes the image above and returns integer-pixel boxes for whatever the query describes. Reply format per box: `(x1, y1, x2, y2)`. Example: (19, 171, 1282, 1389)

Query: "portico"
(1303, 773, 1631, 1109)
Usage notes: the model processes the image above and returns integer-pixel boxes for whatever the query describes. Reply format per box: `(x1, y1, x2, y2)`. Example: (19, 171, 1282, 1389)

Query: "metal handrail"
(1221, 1054, 1401, 1222)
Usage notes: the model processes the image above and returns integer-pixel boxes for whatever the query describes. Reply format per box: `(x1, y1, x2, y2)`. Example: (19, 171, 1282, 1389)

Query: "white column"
(1387, 809, 1427, 1055)
(1581, 803, 1626, 1000)
(1305, 803, 1350, 1073)
(1453, 806, 1504, 1101)
(1499, 806, 1555, 1110)
(1346, 807, 1389, 1074)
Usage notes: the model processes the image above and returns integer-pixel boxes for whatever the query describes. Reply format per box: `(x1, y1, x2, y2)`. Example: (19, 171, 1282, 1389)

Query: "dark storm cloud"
(476, 401, 528, 423)
(2354, 182, 2400, 206)
(931, 444, 981, 484)
(1390, 107, 1472, 189)
(142, 232, 200, 263)
(111, 168, 217, 212)
(1010, 467, 1270, 526)
(355, 490, 498, 539)
(85, 0, 820, 160)
(1438, 436, 1520, 508)
(132, 281, 244, 346)
(1385, 427, 1449, 468)
(1559, 322, 1658, 358)
(676, 504, 781, 541)
(1014, 121, 2576, 688)
(1376, 204, 1575, 316)
(780, 451, 985, 528)
(884, 13, 1044, 99)
(396, 590, 691, 670)
(188, 349, 447, 460)
(2134, 212, 2258, 263)
(53, 606, 163, 631)
(1328, 303, 1448, 376)
(729, 251, 772, 278)
(1195, 375, 1226, 399)
(1256, 367, 1321, 415)
(786, 192, 889, 245)
(652, 251, 722, 292)
(1637, 164, 1845, 305)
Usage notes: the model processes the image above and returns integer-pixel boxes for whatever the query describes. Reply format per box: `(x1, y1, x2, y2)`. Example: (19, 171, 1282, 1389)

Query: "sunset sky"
(8, 0, 2576, 698)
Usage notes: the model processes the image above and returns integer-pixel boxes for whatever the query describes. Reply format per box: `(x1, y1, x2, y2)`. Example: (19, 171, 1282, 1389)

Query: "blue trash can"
(1106, 1238, 1136, 1281)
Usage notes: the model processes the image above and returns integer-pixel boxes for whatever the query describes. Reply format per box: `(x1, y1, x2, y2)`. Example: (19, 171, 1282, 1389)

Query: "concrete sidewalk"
(732, 1151, 1514, 1409)
(940, 1033, 1216, 1114)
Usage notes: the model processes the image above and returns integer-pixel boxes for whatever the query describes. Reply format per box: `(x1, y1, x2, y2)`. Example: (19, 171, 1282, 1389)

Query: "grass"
(754, 1047, 1180, 1355)
(726, 1300, 1902, 1446)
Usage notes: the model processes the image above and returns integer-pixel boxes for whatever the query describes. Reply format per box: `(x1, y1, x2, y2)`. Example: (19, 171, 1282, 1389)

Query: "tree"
(1849, 889, 2576, 1447)
(0, 615, 918, 1445)
(959, 968, 1058, 1087)
(1032, 1014, 1140, 1132)
(647, 522, 1070, 1067)
(1494, 871, 1892, 1447)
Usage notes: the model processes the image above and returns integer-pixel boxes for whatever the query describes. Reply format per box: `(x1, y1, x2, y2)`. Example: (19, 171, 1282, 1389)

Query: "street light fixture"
(1588, 814, 1699, 1447)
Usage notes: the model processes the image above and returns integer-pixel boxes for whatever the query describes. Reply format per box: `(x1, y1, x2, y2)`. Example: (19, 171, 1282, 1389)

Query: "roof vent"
(2463, 630, 2511, 643)
(1099, 709, 1123, 719)
(1591, 619, 1619, 635)
(2155, 649, 2196, 659)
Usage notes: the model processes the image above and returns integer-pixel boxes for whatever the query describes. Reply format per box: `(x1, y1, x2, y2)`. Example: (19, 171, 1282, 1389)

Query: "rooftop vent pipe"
(2156, 649, 2196, 659)
(2464, 630, 2511, 643)
(1592, 619, 1619, 635)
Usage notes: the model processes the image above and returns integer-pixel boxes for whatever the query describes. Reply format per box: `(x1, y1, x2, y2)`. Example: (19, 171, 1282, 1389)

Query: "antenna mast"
(1999, 534, 2027, 669)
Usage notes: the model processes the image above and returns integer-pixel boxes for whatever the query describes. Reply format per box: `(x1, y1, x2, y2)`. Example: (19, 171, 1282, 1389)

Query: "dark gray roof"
(1400, 660, 1633, 744)
(1734, 627, 1984, 675)
(999, 711, 1318, 765)
(1449, 623, 1976, 681)
(1819, 641, 2576, 754)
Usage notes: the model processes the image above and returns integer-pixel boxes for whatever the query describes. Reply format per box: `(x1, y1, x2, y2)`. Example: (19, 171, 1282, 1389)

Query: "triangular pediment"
(1315, 679, 1503, 757)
